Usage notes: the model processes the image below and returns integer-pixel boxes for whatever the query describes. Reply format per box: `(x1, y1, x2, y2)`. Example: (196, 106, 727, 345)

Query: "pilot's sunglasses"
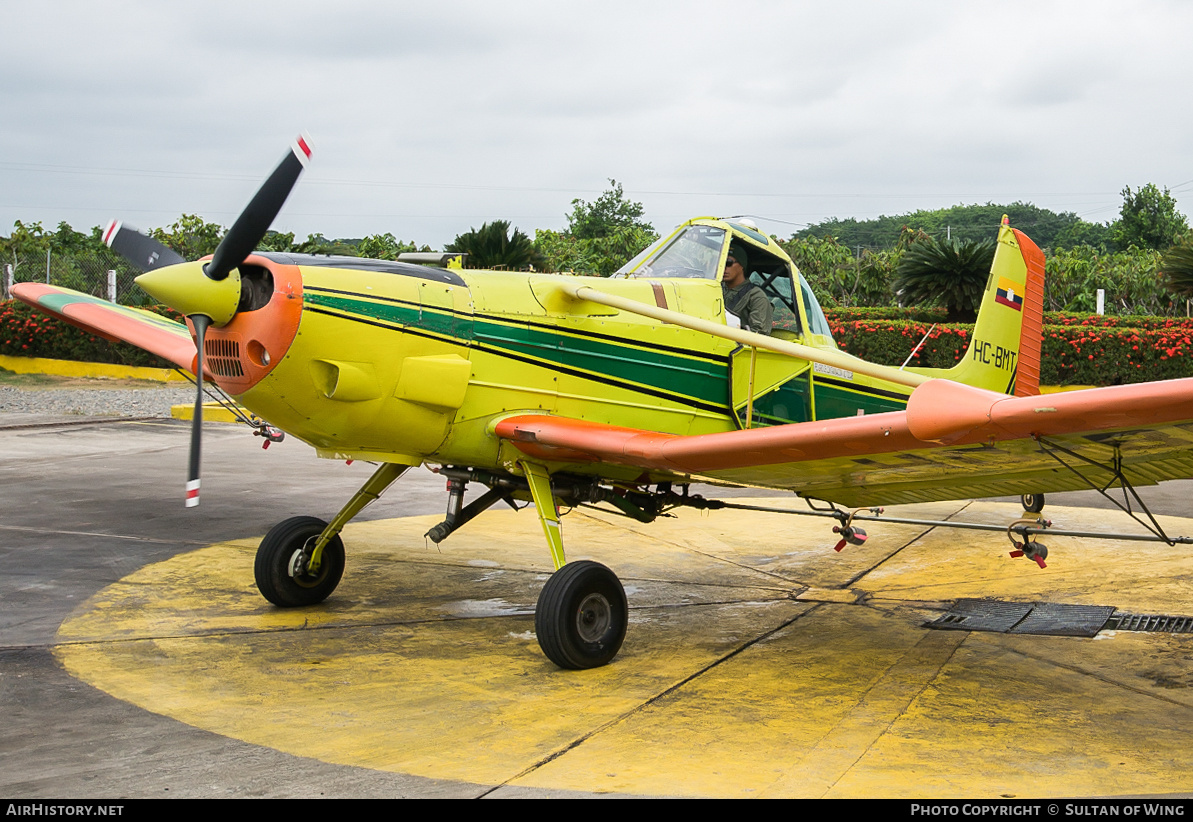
(725, 258, 738, 267)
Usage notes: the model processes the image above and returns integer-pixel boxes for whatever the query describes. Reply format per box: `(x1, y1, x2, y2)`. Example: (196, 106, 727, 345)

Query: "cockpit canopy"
(617, 224, 727, 281)
(613, 218, 835, 344)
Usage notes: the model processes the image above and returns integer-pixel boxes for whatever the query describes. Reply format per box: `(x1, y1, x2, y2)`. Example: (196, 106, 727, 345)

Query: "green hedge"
(0, 300, 182, 368)
(824, 306, 948, 323)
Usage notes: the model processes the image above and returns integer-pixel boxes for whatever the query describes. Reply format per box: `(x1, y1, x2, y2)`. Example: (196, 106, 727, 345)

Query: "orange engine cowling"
(187, 254, 304, 395)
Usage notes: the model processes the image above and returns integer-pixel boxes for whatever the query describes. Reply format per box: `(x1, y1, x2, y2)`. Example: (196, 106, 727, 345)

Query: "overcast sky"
(3, 0, 1191, 249)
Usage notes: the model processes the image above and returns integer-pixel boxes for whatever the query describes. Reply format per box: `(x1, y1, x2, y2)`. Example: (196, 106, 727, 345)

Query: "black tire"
(254, 516, 344, 607)
(1021, 493, 1045, 513)
(535, 560, 628, 670)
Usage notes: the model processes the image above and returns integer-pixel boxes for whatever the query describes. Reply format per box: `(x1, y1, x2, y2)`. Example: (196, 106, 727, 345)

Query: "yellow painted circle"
(56, 501, 1193, 797)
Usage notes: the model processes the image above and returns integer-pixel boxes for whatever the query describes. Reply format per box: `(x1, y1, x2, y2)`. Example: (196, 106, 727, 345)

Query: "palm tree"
(1160, 238, 1193, 300)
(446, 221, 544, 270)
(893, 236, 995, 323)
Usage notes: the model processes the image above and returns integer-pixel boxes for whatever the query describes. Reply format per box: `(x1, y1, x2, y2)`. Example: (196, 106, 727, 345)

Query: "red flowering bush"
(0, 300, 182, 367)
(830, 311, 1193, 386)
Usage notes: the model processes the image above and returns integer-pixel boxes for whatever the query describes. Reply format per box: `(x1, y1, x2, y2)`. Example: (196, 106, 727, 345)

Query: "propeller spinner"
(105, 135, 313, 507)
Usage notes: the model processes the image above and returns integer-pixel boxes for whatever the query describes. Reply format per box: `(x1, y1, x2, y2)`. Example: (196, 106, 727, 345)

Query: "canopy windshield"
(798, 272, 835, 342)
(621, 225, 727, 280)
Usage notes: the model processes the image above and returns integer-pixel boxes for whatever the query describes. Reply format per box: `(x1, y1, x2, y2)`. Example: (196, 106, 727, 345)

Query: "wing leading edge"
(11, 283, 197, 373)
(495, 378, 1193, 506)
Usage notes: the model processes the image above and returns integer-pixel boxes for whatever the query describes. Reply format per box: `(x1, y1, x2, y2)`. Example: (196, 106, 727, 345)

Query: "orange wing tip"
(909, 377, 1193, 445)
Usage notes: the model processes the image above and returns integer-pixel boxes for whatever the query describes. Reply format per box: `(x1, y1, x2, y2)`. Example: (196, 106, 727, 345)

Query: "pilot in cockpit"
(721, 243, 773, 335)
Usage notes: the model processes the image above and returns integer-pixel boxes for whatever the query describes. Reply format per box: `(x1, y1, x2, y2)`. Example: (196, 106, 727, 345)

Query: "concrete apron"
(55, 499, 1193, 798)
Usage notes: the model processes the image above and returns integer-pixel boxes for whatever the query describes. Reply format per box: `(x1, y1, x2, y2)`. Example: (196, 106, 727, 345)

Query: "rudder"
(909, 217, 1045, 396)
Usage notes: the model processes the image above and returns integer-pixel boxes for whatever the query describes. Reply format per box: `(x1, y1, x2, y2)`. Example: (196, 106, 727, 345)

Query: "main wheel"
(535, 560, 628, 670)
(254, 516, 345, 607)
(1020, 493, 1045, 513)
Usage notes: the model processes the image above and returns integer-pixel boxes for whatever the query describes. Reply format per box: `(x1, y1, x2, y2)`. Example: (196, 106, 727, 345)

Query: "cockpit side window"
(740, 247, 802, 334)
(626, 225, 726, 280)
(798, 272, 837, 345)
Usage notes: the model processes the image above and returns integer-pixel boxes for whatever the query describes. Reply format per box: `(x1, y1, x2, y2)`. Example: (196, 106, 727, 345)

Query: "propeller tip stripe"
(293, 134, 313, 167)
(102, 220, 121, 247)
(186, 479, 200, 507)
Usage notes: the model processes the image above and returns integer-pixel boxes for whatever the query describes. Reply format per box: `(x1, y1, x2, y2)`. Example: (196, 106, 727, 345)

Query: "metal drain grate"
(928, 599, 1115, 637)
(1010, 603, 1116, 637)
(1105, 613, 1193, 634)
(928, 599, 1032, 633)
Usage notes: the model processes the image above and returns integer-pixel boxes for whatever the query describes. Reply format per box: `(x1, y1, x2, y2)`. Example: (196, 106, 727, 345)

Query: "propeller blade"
(186, 314, 211, 508)
(205, 134, 312, 281)
(102, 220, 185, 273)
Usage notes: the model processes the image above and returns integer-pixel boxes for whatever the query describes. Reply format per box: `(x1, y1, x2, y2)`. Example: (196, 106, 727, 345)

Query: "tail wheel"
(1020, 493, 1045, 514)
(535, 560, 628, 669)
(254, 516, 344, 607)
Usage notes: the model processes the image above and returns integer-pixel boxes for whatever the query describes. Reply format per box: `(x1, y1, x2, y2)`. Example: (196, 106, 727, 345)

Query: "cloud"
(2, 0, 1191, 245)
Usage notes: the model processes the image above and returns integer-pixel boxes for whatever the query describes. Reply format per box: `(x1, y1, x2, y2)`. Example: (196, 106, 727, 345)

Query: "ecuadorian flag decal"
(995, 276, 1024, 311)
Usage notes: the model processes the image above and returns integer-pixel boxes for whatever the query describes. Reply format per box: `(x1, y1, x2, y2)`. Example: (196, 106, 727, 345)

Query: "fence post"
(107, 270, 117, 303)
(45, 248, 51, 284)
(3, 264, 12, 300)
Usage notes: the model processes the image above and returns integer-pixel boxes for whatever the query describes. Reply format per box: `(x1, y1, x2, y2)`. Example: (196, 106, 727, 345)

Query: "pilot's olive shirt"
(722, 280, 774, 335)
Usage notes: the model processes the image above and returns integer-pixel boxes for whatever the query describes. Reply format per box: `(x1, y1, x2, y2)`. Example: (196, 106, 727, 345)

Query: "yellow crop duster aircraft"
(17, 139, 1193, 669)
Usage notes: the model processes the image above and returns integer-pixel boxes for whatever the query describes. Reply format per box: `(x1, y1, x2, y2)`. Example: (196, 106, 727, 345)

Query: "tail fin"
(908, 217, 1045, 396)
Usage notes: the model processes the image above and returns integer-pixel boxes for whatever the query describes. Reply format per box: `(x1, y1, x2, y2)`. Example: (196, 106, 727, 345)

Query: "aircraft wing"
(495, 378, 1193, 507)
(11, 283, 197, 373)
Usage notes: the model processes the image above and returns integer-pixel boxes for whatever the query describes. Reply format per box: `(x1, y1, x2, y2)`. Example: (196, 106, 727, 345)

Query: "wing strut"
(1034, 436, 1182, 546)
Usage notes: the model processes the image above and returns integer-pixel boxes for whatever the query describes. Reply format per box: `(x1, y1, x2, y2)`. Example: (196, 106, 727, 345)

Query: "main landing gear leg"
(521, 461, 628, 670)
(254, 462, 409, 607)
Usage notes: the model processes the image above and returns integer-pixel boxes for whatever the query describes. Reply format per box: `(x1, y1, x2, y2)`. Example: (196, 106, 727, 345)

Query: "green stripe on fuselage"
(303, 290, 911, 422)
(813, 378, 908, 419)
(304, 289, 471, 340)
(742, 377, 906, 428)
(470, 322, 727, 406)
(303, 290, 730, 407)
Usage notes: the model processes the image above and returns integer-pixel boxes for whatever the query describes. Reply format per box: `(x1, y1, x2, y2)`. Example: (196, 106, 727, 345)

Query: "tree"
(567, 180, 653, 240)
(777, 235, 854, 308)
(794, 202, 1094, 250)
(292, 234, 358, 256)
(0, 220, 50, 277)
(151, 214, 224, 259)
(258, 231, 298, 252)
(1113, 184, 1188, 251)
(50, 222, 137, 298)
(534, 181, 658, 276)
(1052, 220, 1114, 251)
(446, 221, 544, 270)
(892, 236, 996, 323)
(357, 233, 423, 260)
(1046, 246, 1168, 315)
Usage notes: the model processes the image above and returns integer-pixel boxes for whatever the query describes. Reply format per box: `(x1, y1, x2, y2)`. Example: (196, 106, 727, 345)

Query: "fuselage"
(195, 219, 918, 485)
